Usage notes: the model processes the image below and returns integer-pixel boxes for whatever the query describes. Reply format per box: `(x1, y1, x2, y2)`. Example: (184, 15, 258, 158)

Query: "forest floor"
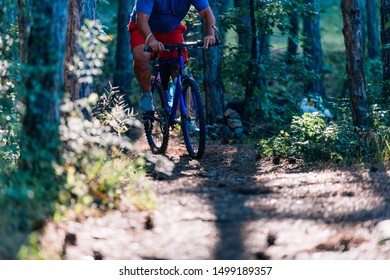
(40, 132, 390, 260)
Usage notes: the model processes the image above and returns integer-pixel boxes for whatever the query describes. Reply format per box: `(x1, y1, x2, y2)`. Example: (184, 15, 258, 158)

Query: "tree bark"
(64, 0, 96, 100)
(234, 0, 251, 54)
(19, 0, 69, 186)
(341, 0, 369, 127)
(366, 0, 380, 59)
(303, 0, 325, 97)
(113, 0, 133, 102)
(16, 0, 30, 63)
(360, 0, 367, 55)
(381, 0, 390, 103)
(242, 0, 259, 121)
(287, 10, 299, 64)
(203, 0, 224, 124)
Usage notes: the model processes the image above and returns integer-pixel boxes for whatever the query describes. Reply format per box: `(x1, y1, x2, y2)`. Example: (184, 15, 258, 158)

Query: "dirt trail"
(41, 136, 390, 260)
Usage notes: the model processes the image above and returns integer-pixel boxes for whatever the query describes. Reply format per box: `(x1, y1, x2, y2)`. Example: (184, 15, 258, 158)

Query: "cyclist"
(128, 0, 217, 113)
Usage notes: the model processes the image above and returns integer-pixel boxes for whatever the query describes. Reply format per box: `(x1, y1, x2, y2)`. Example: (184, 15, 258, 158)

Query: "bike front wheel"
(180, 77, 206, 159)
(143, 77, 169, 154)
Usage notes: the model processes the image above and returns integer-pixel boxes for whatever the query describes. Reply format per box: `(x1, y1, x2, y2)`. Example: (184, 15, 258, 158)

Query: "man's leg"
(132, 44, 155, 112)
(133, 44, 151, 92)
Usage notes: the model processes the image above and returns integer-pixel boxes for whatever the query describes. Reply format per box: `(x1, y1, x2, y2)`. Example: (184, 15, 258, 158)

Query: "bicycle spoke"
(144, 77, 169, 154)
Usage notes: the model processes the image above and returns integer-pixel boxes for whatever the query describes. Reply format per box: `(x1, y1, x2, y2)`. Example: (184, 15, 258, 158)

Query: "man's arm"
(136, 12, 164, 52)
(198, 7, 216, 48)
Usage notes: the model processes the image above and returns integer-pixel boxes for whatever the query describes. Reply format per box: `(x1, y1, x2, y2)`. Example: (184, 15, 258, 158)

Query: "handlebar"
(144, 25, 221, 53)
(143, 39, 221, 53)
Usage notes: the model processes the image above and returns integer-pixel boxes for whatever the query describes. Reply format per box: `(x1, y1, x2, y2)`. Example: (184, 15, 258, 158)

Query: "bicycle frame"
(150, 47, 191, 127)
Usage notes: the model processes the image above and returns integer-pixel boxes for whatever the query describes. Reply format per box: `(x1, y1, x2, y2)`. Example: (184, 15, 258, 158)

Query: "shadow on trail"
(172, 143, 265, 259)
(203, 147, 266, 259)
(343, 167, 390, 222)
(168, 142, 390, 259)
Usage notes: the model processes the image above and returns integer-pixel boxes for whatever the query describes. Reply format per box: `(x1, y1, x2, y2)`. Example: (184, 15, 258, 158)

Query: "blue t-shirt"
(130, 0, 210, 33)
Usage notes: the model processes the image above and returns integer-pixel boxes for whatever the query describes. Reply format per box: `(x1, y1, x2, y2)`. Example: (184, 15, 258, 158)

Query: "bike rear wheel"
(180, 77, 206, 159)
(143, 77, 169, 154)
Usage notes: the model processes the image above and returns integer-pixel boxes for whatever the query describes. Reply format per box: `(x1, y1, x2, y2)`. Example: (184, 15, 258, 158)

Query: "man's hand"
(198, 7, 217, 49)
(147, 35, 165, 52)
(203, 35, 216, 49)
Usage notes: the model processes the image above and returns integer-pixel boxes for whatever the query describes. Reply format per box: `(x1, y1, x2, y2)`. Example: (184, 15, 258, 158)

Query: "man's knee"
(133, 45, 150, 68)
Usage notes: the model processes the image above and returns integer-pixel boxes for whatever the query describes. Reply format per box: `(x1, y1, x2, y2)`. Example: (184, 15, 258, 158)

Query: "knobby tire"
(180, 77, 206, 159)
(143, 77, 169, 154)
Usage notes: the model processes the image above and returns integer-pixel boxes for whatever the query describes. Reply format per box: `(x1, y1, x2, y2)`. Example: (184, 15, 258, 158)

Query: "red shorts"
(128, 21, 188, 63)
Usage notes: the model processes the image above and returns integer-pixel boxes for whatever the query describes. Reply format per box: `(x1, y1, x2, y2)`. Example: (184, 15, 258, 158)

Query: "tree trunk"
(381, 0, 390, 103)
(303, 0, 325, 97)
(242, 0, 259, 121)
(360, 0, 367, 55)
(341, 0, 369, 127)
(366, 0, 380, 59)
(113, 0, 134, 103)
(287, 10, 299, 64)
(19, 0, 69, 188)
(16, 0, 30, 63)
(234, 0, 251, 54)
(64, 0, 96, 100)
(257, 1, 270, 85)
(203, 0, 224, 124)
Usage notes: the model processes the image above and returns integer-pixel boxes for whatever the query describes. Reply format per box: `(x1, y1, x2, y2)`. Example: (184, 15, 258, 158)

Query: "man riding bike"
(128, 0, 217, 113)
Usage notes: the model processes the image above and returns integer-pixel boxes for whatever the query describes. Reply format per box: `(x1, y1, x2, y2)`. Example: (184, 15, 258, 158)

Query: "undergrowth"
(56, 88, 153, 219)
(259, 108, 390, 166)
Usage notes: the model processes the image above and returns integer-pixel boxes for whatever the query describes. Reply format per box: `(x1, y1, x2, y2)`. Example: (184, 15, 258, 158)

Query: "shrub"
(259, 112, 361, 163)
(56, 88, 152, 219)
(0, 34, 20, 172)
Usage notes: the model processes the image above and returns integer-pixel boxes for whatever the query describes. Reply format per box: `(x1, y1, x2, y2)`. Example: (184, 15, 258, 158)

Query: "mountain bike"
(143, 32, 220, 160)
